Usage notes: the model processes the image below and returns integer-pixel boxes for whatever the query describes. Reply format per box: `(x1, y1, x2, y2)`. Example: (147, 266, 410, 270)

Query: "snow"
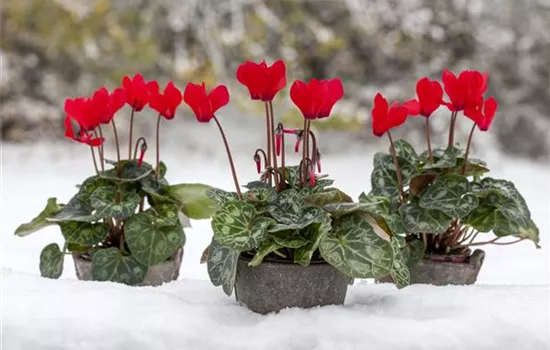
(2, 137, 550, 349)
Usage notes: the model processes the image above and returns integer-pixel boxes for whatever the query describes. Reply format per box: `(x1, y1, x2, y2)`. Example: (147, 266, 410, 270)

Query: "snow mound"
(3, 268, 549, 350)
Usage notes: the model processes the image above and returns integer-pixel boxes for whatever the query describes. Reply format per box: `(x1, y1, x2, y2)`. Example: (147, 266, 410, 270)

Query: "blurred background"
(1, 0, 549, 159)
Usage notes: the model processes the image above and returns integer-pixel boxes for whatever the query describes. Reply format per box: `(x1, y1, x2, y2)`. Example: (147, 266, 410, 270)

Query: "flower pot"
(378, 249, 485, 286)
(72, 247, 184, 286)
(234, 255, 352, 314)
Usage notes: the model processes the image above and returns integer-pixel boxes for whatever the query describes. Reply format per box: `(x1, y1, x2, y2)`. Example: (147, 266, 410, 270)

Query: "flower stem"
(264, 102, 272, 185)
(461, 123, 477, 175)
(155, 113, 162, 180)
(90, 146, 99, 174)
(111, 119, 122, 176)
(128, 107, 135, 159)
(213, 116, 242, 200)
(280, 125, 286, 189)
(133, 137, 147, 159)
(387, 131, 405, 203)
(426, 118, 434, 163)
(95, 128, 105, 171)
(269, 101, 278, 188)
(447, 111, 458, 149)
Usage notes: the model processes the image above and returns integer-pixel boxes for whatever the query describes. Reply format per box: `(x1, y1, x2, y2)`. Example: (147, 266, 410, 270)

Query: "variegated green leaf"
(90, 186, 141, 219)
(371, 153, 416, 197)
(207, 238, 240, 296)
(403, 239, 425, 267)
(39, 243, 64, 279)
(59, 221, 110, 245)
(389, 237, 410, 289)
(465, 205, 497, 232)
(358, 192, 390, 215)
(422, 146, 461, 169)
(272, 231, 309, 248)
(124, 207, 185, 267)
(294, 215, 332, 267)
(249, 238, 284, 267)
(478, 178, 531, 228)
(211, 201, 274, 251)
(400, 202, 452, 234)
(303, 189, 353, 207)
(164, 183, 218, 219)
(268, 206, 326, 232)
(91, 247, 147, 285)
(15, 198, 63, 236)
(419, 174, 478, 218)
(205, 188, 239, 208)
(244, 187, 277, 203)
(99, 160, 153, 182)
(319, 213, 394, 278)
(515, 218, 540, 247)
(243, 181, 271, 189)
(391, 139, 418, 164)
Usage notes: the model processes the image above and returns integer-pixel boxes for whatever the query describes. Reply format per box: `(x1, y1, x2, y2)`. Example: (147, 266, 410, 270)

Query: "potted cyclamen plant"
(365, 70, 540, 286)
(14, 74, 216, 286)
(181, 60, 404, 314)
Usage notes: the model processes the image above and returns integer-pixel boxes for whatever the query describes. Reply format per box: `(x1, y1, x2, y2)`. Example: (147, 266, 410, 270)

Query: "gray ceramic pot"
(377, 249, 485, 286)
(73, 247, 184, 286)
(234, 255, 352, 314)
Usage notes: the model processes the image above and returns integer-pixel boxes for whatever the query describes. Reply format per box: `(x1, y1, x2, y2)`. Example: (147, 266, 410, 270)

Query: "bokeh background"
(1, 0, 549, 285)
(2, 0, 550, 159)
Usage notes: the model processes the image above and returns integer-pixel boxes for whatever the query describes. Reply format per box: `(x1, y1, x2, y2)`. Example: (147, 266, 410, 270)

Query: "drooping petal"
(371, 93, 389, 137)
(479, 97, 498, 131)
(265, 60, 287, 101)
(208, 85, 230, 114)
(318, 78, 344, 119)
(290, 80, 314, 119)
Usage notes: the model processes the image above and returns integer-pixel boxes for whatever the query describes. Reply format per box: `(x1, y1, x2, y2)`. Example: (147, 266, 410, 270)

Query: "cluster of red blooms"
(372, 70, 498, 137)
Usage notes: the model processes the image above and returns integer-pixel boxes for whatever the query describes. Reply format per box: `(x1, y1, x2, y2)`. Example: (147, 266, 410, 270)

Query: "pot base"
(235, 256, 352, 314)
(73, 247, 184, 286)
(377, 249, 485, 286)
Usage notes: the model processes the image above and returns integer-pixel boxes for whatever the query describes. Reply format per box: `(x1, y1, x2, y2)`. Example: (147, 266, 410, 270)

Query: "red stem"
(155, 113, 162, 180)
(269, 102, 279, 188)
(90, 146, 99, 174)
(461, 123, 477, 175)
(387, 131, 405, 203)
(128, 107, 135, 159)
(264, 102, 272, 185)
(111, 119, 121, 176)
(447, 111, 458, 149)
(213, 116, 242, 200)
(426, 118, 434, 163)
(95, 128, 105, 171)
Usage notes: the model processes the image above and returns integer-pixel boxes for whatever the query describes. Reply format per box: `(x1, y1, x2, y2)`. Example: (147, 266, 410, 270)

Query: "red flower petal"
(318, 78, 344, 119)
(208, 85, 230, 114)
(403, 99, 420, 116)
(290, 80, 314, 119)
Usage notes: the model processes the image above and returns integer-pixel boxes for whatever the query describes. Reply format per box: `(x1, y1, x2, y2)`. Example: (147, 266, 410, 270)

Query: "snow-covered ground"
(2, 127, 550, 349)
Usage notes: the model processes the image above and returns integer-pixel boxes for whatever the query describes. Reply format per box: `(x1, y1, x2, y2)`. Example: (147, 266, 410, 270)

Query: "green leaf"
(389, 237, 410, 288)
(358, 193, 390, 215)
(492, 211, 540, 248)
(249, 238, 284, 267)
(15, 198, 63, 236)
(67, 243, 90, 253)
(243, 181, 271, 189)
(294, 215, 332, 266)
(419, 174, 478, 218)
(478, 178, 531, 228)
(146, 203, 182, 227)
(91, 247, 147, 285)
(404, 239, 425, 267)
(266, 189, 326, 230)
(465, 205, 497, 232)
(59, 222, 110, 245)
(211, 201, 274, 251)
(39, 243, 64, 279)
(515, 218, 540, 247)
(244, 187, 277, 204)
(400, 202, 452, 234)
(456, 158, 490, 177)
(207, 238, 240, 296)
(391, 139, 418, 164)
(383, 213, 408, 235)
(272, 231, 309, 248)
(90, 186, 141, 219)
(99, 160, 153, 182)
(371, 153, 416, 197)
(283, 166, 302, 188)
(422, 146, 461, 169)
(125, 207, 185, 267)
(319, 213, 394, 278)
(205, 188, 239, 208)
(303, 189, 353, 206)
(409, 173, 438, 197)
(166, 183, 218, 219)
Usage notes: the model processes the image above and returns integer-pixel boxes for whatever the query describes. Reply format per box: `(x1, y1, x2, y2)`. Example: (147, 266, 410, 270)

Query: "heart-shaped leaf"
(272, 231, 309, 248)
(39, 243, 64, 279)
(400, 202, 452, 234)
(99, 160, 153, 182)
(303, 189, 353, 207)
(211, 201, 274, 251)
(391, 139, 418, 164)
(403, 238, 425, 267)
(389, 237, 410, 289)
(465, 204, 497, 232)
(205, 188, 239, 208)
(125, 207, 185, 267)
(59, 221, 110, 245)
(249, 238, 284, 267)
(419, 174, 478, 218)
(207, 238, 240, 296)
(294, 215, 332, 267)
(244, 187, 277, 204)
(268, 206, 326, 232)
(15, 198, 63, 236)
(477, 178, 531, 228)
(91, 186, 141, 219)
(165, 183, 218, 220)
(91, 247, 147, 285)
(319, 213, 394, 278)
(371, 153, 416, 197)
(422, 146, 461, 169)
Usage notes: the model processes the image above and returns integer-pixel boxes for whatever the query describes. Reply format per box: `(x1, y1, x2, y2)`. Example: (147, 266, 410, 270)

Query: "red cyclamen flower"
(122, 73, 150, 111)
(371, 93, 409, 137)
(236, 60, 286, 101)
(64, 97, 98, 131)
(442, 69, 488, 112)
(63, 116, 104, 146)
(183, 83, 230, 123)
(464, 97, 498, 131)
(147, 81, 183, 119)
(403, 77, 443, 118)
(88, 87, 126, 125)
(290, 78, 344, 120)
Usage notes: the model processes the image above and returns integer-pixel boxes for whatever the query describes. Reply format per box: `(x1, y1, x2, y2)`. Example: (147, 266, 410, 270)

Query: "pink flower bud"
(276, 133, 282, 156)
(309, 171, 316, 187)
(253, 154, 261, 174)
